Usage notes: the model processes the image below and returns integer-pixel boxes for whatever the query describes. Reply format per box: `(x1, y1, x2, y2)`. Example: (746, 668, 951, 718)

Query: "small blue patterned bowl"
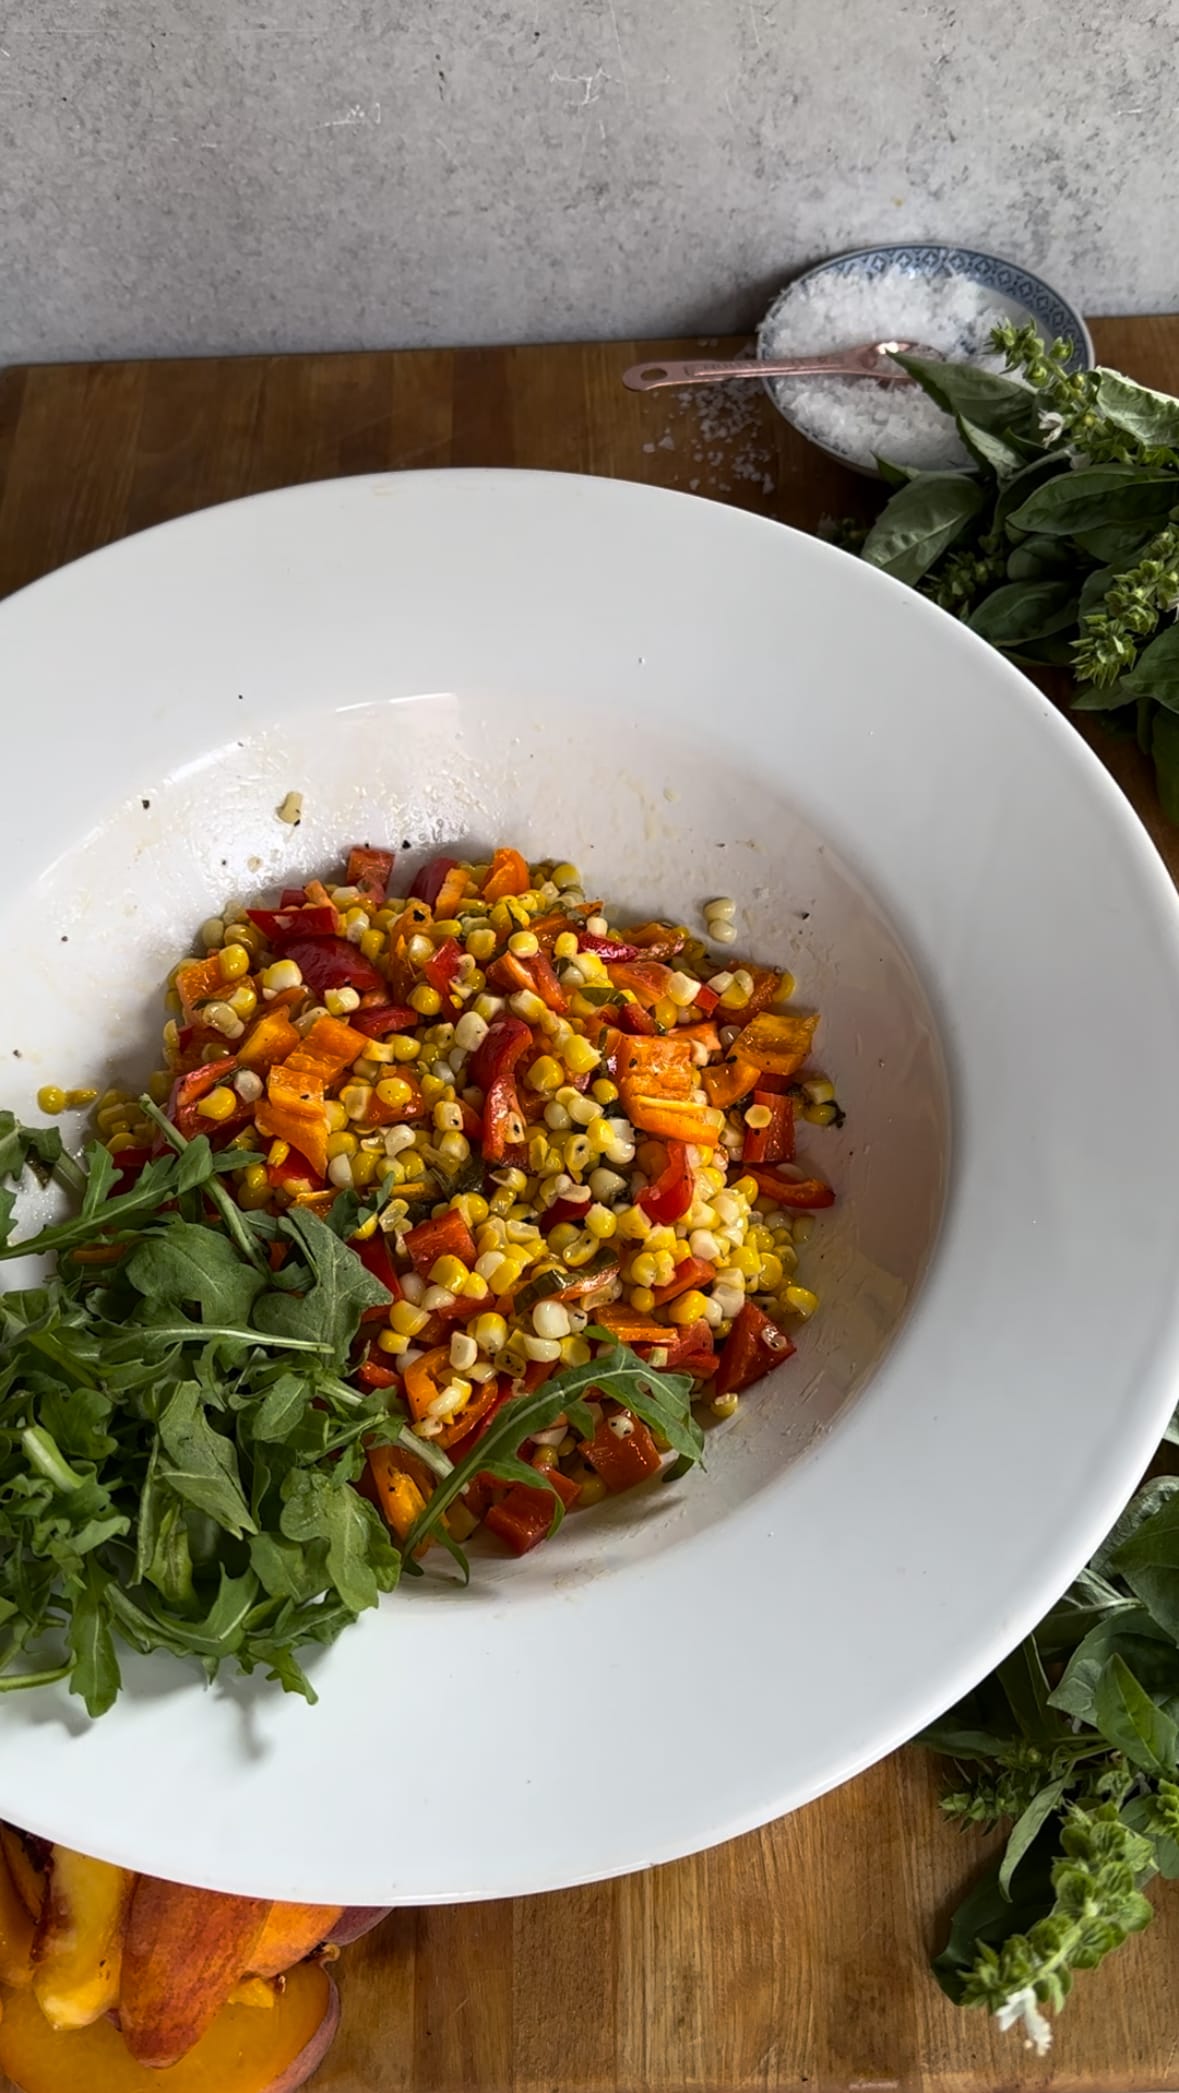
(758, 243, 1094, 474)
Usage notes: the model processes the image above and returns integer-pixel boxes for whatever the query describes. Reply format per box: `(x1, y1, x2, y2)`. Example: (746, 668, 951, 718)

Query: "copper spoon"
(621, 340, 943, 393)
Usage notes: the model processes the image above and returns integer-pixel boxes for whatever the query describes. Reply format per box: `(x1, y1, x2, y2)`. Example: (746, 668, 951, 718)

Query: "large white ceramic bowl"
(2, 470, 1179, 1906)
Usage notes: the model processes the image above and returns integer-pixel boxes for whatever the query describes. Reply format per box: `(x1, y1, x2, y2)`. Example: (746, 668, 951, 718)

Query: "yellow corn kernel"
(759, 1253, 784, 1291)
(591, 1077, 619, 1105)
(629, 1251, 659, 1288)
(267, 1139, 291, 1166)
(545, 1221, 579, 1253)
(36, 1085, 67, 1115)
(527, 1055, 563, 1093)
(560, 1334, 593, 1367)
(711, 1391, 740, 1420)
(732, 1175, 760, 1202)
(652, 996, 678, 1030)
(615, 1204, 651, 1241)
(66, 1086, 101, 1109)
(430, 1254, 470, 1291)
(646, 1225, 676, 1252)
(419, 1072, 450, 1107)
(359, 928, 386, 963)
(228, 983, 258, 1022)
(326, 1130, 359, 1160)
(508, 929, 539, 958)
(804, 1102, 838, 1128)
(564, 1234, 598, 1268)
(261, 960, 303, 994)
(585, 1204, 616, 1239)
(551, 862, 580, 888)
(473, 1312, 509, 1352)
(495, 1254, 526, 1290)
(325, 986, 362, 1019)
(392, 1035, 421, 1062)
(196, 1085, 238, 1124)
(353, 1212, 379, 1240)
(527, 1132, 550, 1173)
(165, 987, 183, 1017)
(378, 1329, 411, 1356)
(744, 1103, 773, 1130)
(667, 1289, 710, 1325)
(465, 926, 497, 962)
(391, 1300, 430, 1338)
(553, 931, 579, 960)
(629, 1285, 656, 1313)
(239, 1163, 270, 1207)
(563, 1033, 600, 1077)
(400, 1151, 426, 1180)
(340, 1082, 373, 1121)
(409, 984, 442, 1017)
(351, 1150, 379, 1189)
(773, 972, 797, 1004)
(784, 1284, 818, 1318)
(218, 943, 252, 982)
(461, 1272, 490, 1301)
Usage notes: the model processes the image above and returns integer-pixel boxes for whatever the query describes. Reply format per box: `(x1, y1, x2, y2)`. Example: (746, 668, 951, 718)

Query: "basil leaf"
(996, 1637, 1059, 1743)
(1074, 523, 1157, 564)
(996, 452, 1072, 537)
(1093, 1653, 1179, 1774)
(891, 354, 1040, 445)
(1071, 681, 1141, 712)
(1008, 465, 1179, 536)
(999, 1777, 1070, 1898)
(861, 474, 984, 586)
(932, 1840, 1058, 2003)
(968, 581, 1077, 648)
(1006, 534, 1076, 582)
(1095, 368, 1179, 451)
(1049, 1607, 1179, 1725)
(1116, 620, 1179, 713)
(1092, 1478, 1179, 1580)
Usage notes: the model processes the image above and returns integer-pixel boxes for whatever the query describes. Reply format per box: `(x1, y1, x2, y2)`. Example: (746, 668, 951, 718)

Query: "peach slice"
(119, 1879, 271, 2067)
(0, 1832, 45, 1925)
(31, 1846, 135, 2030)
(325, 1906, 393, 1946)
(0, 1843, 36, 1990)
(246, 1904, 343, 1981)
(0, 1956, 338, 2093)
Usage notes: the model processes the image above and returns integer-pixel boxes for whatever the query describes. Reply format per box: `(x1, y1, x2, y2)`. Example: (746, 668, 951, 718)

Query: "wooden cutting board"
(1, 317, 1177, 2091)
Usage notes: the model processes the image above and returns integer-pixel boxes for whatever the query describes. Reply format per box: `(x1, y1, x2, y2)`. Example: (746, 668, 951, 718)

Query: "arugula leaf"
(253, 1208, 393, 1360)
(280, 1469, 399, 1614)
(67, 1563, 121, 1718)
(0, 1112, 66, 1183)
(127, 1221, 266, 1327)
(156, 1382, 256, 1537)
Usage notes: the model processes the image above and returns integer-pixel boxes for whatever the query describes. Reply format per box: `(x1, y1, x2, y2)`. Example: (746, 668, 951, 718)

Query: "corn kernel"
(66, 1086, 100, 1109)
(461, 1272, 490, 1301)
(508, 929, 540, 958)
(430, 1254, 470, 1291)
(560, 1334, 593, 1367)
(227, 983, 258, 1021)
(351, 1151, 378, 1189)
(804, 1102, 838, 1127)
(784, 1284, 818, 1318)
(527, 1055, 563, 1093)
(325, 985, 362, 1017)
(196, 1085, 238, 1123)
(326, 1130, 359, 1160)
(711, 1391, 740, 1419)
(36, 1085, 67, 1115)
(591, 1077, 619, 1105)
(387, 1035, 419, 1065)
(629, 1251, 659, 1288)
(391, 1300, 430, 1337)
(629, 1285, 656, 1312)
(261, 959, 303, 994)
(378, 1329, 411, 1356)
(267, 1139, 291, 1166)
(473, 1312, 509, 1352)
(375, 1076, 415, 1112)
(203, 1000, 245, 1039)
(759, 1254, 784, 1291)
(585, 1204, 617, 1239)
(410, 984, 442, 1017)
(218, 943, 252, 982)
(616, 1204, 651, 1240)
(553, 931, 578, 960)
(668, 1289, 710, 1325)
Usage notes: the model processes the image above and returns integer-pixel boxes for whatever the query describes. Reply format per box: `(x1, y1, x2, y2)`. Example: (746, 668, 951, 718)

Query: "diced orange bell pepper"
(595, 1303, 672, 1345)
(702, 1058, 761, 1109)
(608, 959, 674, 1008)
(611, 1035, 695, 1094)
(255, 1062, 329, 1176)
(433, 864, 471, 918)
(732, 1011, 820, 1077)
(403, 1346, 457, 1423)
(619, 1087, 725, 1145)
(174, 954, 227, 1021)
(403, 1207, 477, 1278)
(748, 1167, 835, 1210)
(743, 1091, 795, 1165)
(366, 1444, 429, 1542)
(483, 846, 530, 901)
(353, 1073, 425, 1127)
(237, 1008, 300, 1071)
(485, 1468, 580, 1554)
(674, 1022, 723, 1056)
(583, 1411, 663, 1492)
(286, 1014, 369, 1084)
(739, 966, 789, 1019)
(651, 1256, 715, 1306)
(715, 1300, 796, 1395)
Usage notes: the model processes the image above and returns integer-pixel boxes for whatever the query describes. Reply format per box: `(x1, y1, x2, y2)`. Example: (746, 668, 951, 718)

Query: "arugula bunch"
(921, 1448, 1179, 2050)
(0, 1107, 706, 1718)
(851, 325, 1179, 820)
(0, 1106, 418, 1713)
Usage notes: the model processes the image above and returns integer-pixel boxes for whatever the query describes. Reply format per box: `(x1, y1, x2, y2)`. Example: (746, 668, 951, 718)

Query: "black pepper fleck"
(141, 797, 151, 810)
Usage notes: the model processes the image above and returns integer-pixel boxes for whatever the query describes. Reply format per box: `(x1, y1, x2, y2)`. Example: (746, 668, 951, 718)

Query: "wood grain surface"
(1, 318, 1177, 2091)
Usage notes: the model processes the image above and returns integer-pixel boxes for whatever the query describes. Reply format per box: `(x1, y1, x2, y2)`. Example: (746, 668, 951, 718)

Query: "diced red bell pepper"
(743, 1091, 796, 1166)
(266, 1152, 325, 1192)
(167, 1060, 239, 1141)
(280, 886, 308, 908)
(489, 950, 568, 1015)
(715, 1301, 796, 1396)
(349, 1002, 419, 1039)
(637, 1139, 693, 1225)
(615, 1001, 658, 1037)
(579, 933, 640, 961)
(109, 1145, 152, 1185)
(640, 1319, 718, 1379)
(748, 1167, 835, 1209)
(440, 1382, 514, 1459)
(280, 934, 385, 998)
(693, 982, 720, 1017)
(354, 1229, 403, 1307)
(403, 1206, 477, 1278)
(651, 1256, 715, 1307)
(469, 1015, 533, 1163)
(424, 936, 464, 1006)
(741, 966, 791, 1020)
(544, 1189, 593, 1229)
(410, 855, 460, 909)
(584, 1411, 663, 1492)
(247, 904, 340, 943)
(356, 1357, 401, 1391)
(485, 1468, 581, 1555)
(346, 846, 395, 905)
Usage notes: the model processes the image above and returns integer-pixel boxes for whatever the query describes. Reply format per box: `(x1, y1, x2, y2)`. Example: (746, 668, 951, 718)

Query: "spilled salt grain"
(760, 266, 1010, 472)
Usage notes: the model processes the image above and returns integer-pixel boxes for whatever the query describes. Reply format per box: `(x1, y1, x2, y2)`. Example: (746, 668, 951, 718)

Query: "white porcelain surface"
(1, 469, 1178, 1904)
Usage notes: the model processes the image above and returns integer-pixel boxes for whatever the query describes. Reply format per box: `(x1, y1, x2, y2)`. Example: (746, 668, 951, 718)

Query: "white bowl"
(2, 469, 1179, 1905)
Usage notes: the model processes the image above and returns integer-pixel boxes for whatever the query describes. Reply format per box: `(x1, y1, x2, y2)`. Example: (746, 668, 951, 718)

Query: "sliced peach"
(227, 1975, 278, 2010)
(0, 1832, 45, 1924)
(0, 1956, 338, 2093)
(326, 1906, 393, 1946)
(119, 1878, 271, 2067)
(31, 1845, 135, 2031)
(0, 1842, 36, 1989)
(246, 1904, 343, 1980)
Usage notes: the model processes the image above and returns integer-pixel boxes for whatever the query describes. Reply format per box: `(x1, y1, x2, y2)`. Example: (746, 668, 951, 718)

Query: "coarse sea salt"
(760, 266, 1010, 473)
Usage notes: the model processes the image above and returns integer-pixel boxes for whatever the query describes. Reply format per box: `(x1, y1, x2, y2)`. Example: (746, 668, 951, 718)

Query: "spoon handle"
(621, 351, 913, 392)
